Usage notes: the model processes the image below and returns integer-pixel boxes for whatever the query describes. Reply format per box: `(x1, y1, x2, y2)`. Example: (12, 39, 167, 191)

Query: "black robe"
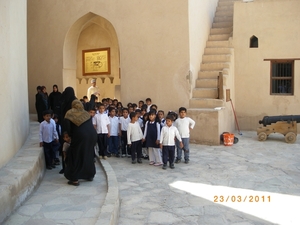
(64, 117, 97, 181)
(36, 92, 47, 123)
(49, 91, 62, 116)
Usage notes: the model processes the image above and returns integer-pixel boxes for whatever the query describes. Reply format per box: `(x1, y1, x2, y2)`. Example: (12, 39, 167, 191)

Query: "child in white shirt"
(127, 112, 143, 164)
(93, 104, 110, 159)
(108, 108, 120, 157)
(160, 115, 183, 170)
(174, 107, 195, 164)
(143, 110, 162, 166)
(119, 108, 131, 157)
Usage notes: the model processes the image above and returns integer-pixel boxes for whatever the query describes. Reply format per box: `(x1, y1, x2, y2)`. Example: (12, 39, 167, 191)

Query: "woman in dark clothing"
(61, 87, 76, 119)
(84, 94, 96, 111)
(59, 86, 77, 174)
(64, 99, 97, 186)
(49, 84, 62, 118)
(35, 86, 45, 123)
(40, 86, 49, 110)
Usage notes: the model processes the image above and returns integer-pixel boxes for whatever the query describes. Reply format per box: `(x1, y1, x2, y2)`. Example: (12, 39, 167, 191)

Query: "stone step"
(216, 5, 234, 12)
(218, 1, 237, 7)
(198, 70, 228, 79)
(204, 47, 232, 55)
(201, 62, 230, 71)
(207, 40, 229, 48)
(212, 21, 233, 28)
(208, 34, 231, 41)
(195, 78, 218, 88)
(214, 16, 233, 23)
(189, 98, 224, 108)
(192, 88, 218, 98)
(202, 54, 231, 63)
(210, 27, 233, 35)
(215, 10, 234, 17)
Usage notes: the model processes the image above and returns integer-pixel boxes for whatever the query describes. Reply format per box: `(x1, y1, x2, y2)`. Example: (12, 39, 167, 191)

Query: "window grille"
(270, 61, 293, 95)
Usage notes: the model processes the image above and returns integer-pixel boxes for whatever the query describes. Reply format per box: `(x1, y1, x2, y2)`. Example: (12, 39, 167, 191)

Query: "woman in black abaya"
(49, 84, 62, 118)
(84, 94, 96, 111)
(61, 87, 76, 119)
(59, 87, 77, 174)
(64, 99, 97, 186)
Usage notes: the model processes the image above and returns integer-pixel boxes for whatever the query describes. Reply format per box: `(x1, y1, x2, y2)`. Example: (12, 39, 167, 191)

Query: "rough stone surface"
(109, 131, 300, 225)
(3, 126, 300, 225)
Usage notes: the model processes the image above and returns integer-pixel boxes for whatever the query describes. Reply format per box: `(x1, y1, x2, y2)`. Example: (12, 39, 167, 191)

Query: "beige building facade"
(233, 0, 300, 130)
(1, 0, 300, 167)
(27, 0, 219, 114)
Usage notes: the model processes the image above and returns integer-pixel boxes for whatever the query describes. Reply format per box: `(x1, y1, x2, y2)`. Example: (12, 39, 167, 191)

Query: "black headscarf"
(61, 87, 76, 119)
(85, 94, 96, 111)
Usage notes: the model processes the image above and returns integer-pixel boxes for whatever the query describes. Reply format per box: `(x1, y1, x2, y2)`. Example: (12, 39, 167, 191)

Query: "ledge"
(0, 121, 45, 223)
(96, 159, 120, 225)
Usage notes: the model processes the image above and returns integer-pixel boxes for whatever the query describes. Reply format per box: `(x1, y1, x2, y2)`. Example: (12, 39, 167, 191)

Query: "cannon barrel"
(259, 115, 300, 126)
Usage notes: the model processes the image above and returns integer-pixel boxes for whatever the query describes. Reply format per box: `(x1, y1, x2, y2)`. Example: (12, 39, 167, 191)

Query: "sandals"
(68, 180, 80, 186)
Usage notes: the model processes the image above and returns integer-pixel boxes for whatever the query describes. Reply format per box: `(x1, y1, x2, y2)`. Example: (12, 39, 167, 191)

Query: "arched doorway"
(63, 12, 120, 101)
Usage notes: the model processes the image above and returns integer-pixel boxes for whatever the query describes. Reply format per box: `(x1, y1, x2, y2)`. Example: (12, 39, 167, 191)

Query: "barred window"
(270, 60, 293, 95)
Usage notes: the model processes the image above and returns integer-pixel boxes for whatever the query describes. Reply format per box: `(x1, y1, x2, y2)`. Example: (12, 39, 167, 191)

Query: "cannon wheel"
(258, 132, 267, 141)
(285, 132, 297, 143)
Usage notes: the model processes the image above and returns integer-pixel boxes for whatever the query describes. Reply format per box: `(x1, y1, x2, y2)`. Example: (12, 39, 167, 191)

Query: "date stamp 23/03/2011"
(214, 195, 271, 203)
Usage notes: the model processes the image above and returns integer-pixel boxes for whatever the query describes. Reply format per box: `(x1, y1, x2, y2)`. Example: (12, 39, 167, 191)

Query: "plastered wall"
(233, 0, 300, 130)
(0, 0, 29, 168)
(27, 0, 220, 114)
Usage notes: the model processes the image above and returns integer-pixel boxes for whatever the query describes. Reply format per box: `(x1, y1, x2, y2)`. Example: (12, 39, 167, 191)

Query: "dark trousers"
(108, 136, 119, 154)
(162, 145, 175, 165)
(131, 140, 142, 161)
(52, 141, 60, 159)
(43, 142, 53, 167)
(121, 131, 131, 155)
(97, 133, 108, 157)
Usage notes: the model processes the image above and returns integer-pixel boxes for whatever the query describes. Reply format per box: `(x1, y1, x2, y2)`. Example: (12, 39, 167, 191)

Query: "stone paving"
(3, 130, 300, 225)
(109, 131, 300, 225)
(3, 162, 107, 225)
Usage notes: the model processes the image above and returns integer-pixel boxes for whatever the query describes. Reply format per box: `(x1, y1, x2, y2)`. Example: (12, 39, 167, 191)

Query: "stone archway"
(63, 12, 120, 100)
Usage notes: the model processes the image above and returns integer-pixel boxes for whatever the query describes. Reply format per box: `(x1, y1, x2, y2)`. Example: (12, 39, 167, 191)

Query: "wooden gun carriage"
(257, 115, 300, 143)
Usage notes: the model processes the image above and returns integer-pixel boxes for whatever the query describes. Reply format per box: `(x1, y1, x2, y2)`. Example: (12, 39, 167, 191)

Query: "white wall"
(0, 0, 29, 168)
(188, 0, 219, 94)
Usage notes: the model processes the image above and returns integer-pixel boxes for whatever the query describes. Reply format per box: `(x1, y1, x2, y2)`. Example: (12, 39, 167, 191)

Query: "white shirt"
(109, 116, 119, 136)
(146, 104, 152, 112)
(174, 117, 195, 138)
(160, 125, 182, 146)
(138, 117, 144, 128)
(93, 113, 110, 134)
(39, 120, 58, 143)
(119, 116, 130, 131)
(160, 118, 166, 127)
(143, 121, 160, 140)
(87, 86, 100, 99)
(62, 142, 70, 152)
(127, 122, 143, 144)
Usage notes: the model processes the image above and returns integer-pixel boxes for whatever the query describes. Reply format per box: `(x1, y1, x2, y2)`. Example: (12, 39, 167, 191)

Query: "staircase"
(189, 0, 239, 145)
(190, 0, 238, 109)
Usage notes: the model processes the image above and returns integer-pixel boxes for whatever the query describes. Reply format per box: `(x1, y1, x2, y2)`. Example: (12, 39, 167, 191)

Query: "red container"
(223, 133, 234, 146)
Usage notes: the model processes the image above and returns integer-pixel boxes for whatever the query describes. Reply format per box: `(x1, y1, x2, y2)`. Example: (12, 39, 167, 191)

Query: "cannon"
(257, 115, 300, 143)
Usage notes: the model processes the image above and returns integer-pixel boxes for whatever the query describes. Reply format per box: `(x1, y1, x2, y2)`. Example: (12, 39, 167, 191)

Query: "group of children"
(88, 97, 196, 170)
(39, 96, 196, 171)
